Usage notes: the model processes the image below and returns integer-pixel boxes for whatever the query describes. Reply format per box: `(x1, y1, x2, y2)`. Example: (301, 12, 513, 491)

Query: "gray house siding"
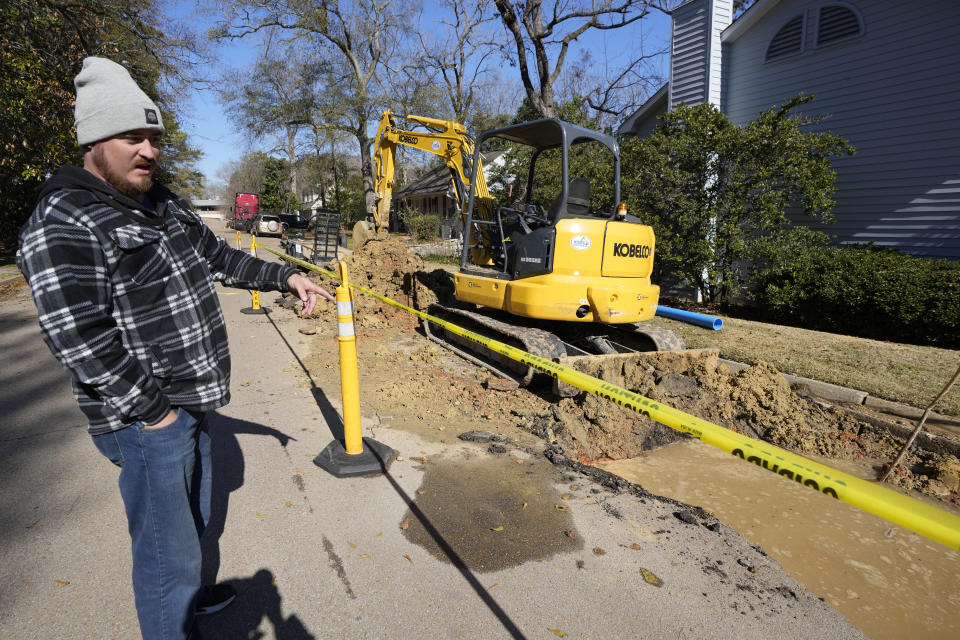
(670, 1, 711, 107)
(707, 0, 732, 105)
(722, 0, 960, 259)
(671, 0, 732, 108)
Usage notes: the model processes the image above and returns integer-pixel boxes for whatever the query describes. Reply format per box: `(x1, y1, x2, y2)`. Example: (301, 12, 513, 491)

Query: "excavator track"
(423, 304, 568, 385)
(423, 303, 685, 387)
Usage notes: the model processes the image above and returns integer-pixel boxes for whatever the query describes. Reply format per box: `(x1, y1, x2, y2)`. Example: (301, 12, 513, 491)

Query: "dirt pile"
(291, 242, 960, 506)
(520, 350, 960, 505)
(304, 238, 453, 332)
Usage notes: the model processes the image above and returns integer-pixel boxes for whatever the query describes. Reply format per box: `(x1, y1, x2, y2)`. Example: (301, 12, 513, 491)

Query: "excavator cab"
(455, 118, 661, 326)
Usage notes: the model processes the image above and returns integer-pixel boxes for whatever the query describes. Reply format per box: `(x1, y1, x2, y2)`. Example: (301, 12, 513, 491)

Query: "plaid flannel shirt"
(19, 166, 296, 434)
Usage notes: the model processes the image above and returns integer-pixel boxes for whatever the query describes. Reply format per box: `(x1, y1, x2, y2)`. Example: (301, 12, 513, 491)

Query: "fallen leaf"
(396, 456, 405, 462)
(416, 489, 426, 496)
(593, 547, 606, 555)
(293, 468, 303, 473)
(490, 525, 504, 532)
(348, 541, 357, 549)
(55, 580, 70, 587)
(403, 554, 413, 564)
(25, 520, 39, 529)
(488, 582, 499, 589)
(622, 543, 643, 550)
(377, 532, 384, 537)
(547, 628, 568, 637)
(512, 458, 525, 465)
(561, 493, 571, 501)
(640, 567, 663, 587)
(359, 554, 370, 560)
(555, 504, 569, 511)
(256, 513, 265, 519)
(411, 456, 429, 463)
(521, 502, 528, 511)
(400, 517, 410, 530)
(576, 560, 585, 569)
(284, 501, 292, 508)
(563, 530, 575, 540)
(569, 484, 580, 491)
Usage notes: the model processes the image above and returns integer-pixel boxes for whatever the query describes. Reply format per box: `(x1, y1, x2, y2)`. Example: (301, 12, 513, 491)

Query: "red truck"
(230, 193, 259, 230)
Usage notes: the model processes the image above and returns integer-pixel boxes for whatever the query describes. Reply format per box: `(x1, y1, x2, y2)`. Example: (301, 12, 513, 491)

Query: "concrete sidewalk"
(0, 245, 867, 639)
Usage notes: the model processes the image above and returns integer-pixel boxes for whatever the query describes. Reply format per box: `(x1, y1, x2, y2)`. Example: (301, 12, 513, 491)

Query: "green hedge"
(398, 206, 440, 242)
(748, 230, 960, 348)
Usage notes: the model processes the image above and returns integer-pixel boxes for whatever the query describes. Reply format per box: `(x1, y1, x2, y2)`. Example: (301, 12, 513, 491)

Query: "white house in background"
(191, 199, 229, 223)
(618, 0, 960, 260)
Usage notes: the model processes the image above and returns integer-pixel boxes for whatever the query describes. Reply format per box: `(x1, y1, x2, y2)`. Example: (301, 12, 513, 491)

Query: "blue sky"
(169, 2, 671, 190)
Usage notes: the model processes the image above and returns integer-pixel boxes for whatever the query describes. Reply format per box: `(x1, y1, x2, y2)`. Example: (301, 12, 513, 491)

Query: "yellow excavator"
(357, 110, 682, 384)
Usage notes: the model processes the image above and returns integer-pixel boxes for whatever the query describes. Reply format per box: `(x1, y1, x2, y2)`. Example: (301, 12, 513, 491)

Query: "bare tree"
(224, 153, 268, 198)
(211, 0, 416, 216)
(557, 43, 666, 129)
(412, 0, 501, 123)
(301, 122, 353, 211)
(219, 40, 317, 198)
(493, 0, 669, 118)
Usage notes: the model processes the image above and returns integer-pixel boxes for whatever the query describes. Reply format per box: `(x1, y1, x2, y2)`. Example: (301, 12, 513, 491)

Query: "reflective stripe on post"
(337, 300, 355, 337)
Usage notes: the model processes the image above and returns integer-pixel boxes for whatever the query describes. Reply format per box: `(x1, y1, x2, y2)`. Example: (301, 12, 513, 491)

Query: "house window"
(817, 5, 862, 46)
(765, 15, 805, 61)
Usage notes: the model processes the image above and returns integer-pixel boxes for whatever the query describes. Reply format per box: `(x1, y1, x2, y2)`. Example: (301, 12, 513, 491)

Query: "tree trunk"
(358, 128, 375, 223)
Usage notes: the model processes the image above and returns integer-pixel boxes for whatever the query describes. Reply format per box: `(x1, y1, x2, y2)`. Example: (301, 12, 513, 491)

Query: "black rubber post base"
(240, 307, 272, 314)
(313, 437, 395, 478)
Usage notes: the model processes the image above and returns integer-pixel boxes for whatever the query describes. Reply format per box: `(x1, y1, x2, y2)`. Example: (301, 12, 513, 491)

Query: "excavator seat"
(548, 177, 590, 222)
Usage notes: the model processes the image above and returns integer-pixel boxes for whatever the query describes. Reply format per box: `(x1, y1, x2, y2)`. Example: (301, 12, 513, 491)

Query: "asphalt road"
(0, 224, 868, 639)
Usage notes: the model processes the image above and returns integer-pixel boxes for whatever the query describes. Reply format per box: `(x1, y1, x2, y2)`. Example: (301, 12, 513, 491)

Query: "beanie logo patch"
(144, 109, 159, 125)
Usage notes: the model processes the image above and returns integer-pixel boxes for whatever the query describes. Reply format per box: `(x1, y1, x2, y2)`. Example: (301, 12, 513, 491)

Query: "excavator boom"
(355, 110, 493, 248)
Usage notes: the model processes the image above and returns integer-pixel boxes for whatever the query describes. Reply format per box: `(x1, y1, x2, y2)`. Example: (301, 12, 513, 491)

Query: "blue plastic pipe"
(655, 305, 723, 331)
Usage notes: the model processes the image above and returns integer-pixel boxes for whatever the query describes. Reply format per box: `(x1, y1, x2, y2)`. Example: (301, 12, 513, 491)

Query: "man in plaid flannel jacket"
(18, 57, 333, 639)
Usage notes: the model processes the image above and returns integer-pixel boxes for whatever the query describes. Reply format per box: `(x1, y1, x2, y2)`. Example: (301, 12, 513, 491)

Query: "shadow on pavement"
(197, 568, 314, 640)
(369, 449, 529, 640)
(202, 412, 298, 586)
(261, 290, 527, 638)
(264, 311, 345, 443)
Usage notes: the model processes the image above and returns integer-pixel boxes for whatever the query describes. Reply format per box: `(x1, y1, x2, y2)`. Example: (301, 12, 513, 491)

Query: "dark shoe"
(195, 584, 236, 616)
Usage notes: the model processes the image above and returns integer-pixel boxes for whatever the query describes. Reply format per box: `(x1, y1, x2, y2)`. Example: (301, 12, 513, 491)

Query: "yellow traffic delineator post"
(241, 234, 271, 315)
(314, 261, 395, 477)
(236, 229, 242, 250)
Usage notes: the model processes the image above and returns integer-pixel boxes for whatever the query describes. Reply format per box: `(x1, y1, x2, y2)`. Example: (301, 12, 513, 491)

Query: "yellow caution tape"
(265, 247, 960, 550)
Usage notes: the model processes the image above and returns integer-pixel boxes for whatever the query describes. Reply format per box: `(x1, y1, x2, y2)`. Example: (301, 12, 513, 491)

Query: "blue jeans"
(93, 408, 211, 640)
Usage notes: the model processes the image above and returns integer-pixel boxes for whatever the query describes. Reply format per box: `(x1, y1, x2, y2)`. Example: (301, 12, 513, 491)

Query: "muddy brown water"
(401, 454, 582, 571)
(599, 440, 960, 640)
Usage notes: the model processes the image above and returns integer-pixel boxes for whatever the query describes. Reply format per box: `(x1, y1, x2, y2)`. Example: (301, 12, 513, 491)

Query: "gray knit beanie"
(74, 57, 165, 146)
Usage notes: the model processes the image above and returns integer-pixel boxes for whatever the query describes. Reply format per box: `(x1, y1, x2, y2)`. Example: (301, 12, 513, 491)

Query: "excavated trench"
(302, 238, 960, 505)
(290, 237, 960, 639)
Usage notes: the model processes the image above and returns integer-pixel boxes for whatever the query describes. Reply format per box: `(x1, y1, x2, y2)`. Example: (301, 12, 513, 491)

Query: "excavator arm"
(354, 110, 492, 248)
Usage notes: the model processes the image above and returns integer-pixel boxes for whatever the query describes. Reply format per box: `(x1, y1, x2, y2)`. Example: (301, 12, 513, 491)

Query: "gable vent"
(766, 15, 804, 61)
(817, 5, 862, 45)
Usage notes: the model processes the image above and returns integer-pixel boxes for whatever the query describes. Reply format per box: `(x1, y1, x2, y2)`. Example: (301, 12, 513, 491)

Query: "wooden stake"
(879, 362, 960, 483)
